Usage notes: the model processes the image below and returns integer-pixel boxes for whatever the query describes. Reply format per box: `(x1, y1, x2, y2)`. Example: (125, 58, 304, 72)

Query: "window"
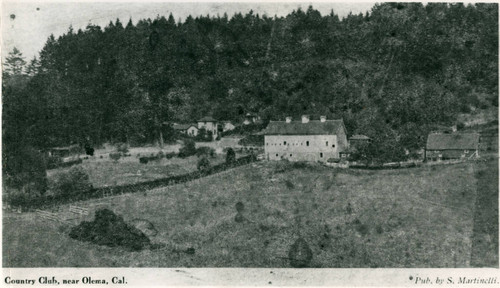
(284, 141, 287, 145)
(306, 141, 309, 146)
(266, 143, 268, 146)
(326, 141, 328, 146)
(320, 152, 323, 158)
(332, 144, 335, 148)
(276, 154, 278, 157)
(290, 154, 292, 157)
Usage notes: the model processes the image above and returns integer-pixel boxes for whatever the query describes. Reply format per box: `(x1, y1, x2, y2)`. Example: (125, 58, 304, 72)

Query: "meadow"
(46, 141, 249, 188)
(3, 158, 497, 267)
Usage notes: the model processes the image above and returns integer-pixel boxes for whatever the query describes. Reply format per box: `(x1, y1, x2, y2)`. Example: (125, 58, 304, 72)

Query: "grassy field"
(3, 159, 498, 267)
(48, 154, 227, 188)
(46, 142, 250, 188)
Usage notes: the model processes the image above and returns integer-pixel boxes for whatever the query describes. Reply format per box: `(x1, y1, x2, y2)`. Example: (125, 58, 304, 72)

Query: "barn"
(425, 133, 480, 161)
(261, 115, 349, 162)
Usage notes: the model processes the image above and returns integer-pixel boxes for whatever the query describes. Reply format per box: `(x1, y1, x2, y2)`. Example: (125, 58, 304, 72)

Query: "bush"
(109, 152, 121, 162)
(274, 159, 290, 173)
(84, 143, 94, 156)
(197, 156, 211, 172)
(165, 152, 176, 159)
(226, 148, 236, 164)
(50, 166, 91, 198)
(179, 139, 196, 158)
(196, 146, 215, 157)
(285, 179, 295, 190)
(274, 160, 309, 173)
(157, 151, 165, 159)
(139, 157, 149, 164)
(115, 143, 129, 154)
(69, 209, 151, 251)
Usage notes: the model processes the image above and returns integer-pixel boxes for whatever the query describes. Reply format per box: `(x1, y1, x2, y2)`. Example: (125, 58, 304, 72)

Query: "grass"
(47, 154, 227, 188)
(4, 159, 497, 267)
(470, 158, 499, 267)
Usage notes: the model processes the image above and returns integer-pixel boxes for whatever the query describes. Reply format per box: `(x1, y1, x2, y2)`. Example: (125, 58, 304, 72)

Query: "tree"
(226, 148, 236, 164)
(3, 47, 27, 76)
(3, 146, 48, 196)
(178, 139, 196, 158)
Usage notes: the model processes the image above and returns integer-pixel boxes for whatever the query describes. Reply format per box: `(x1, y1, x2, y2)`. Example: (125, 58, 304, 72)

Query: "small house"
(222, 121, 236, 132)
(198, 116, 219, 140)
(425, 133, 480, 161)
(47, 145, 81, 158)
(261, 115, 349, 162)
(173, 123, 199, 137)
(243, 113, 258, 125)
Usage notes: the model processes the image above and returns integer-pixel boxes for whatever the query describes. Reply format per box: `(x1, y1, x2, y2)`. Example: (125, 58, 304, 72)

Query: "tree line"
(2, 3, 498, 169)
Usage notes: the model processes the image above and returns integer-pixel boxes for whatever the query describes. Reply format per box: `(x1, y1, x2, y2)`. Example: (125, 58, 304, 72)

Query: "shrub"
(179, 139, 196, 158)
(50, 166, 91, 198)
(139, 157, 149, 164)
(357, 223, 369, 236)
(285, 179, 295, 190)
(226, 148, 236, 164)
(197, 156, 211, 172)
(196, 146, 215, 157)
(274, 160, 309, 173)
(235, 201, 245, 212)
(84, 143, 94, 156)
(165, 152, 176, 159)
(69, 209, 151, 251)
(274, 159, 290, 173)
(353, 218, 369, 235)
(115, 143, 129, 154)
(157, 151, 165, 159)
(109, 152, 121, 162)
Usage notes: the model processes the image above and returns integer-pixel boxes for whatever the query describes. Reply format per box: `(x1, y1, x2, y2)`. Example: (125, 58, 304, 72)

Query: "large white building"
(262, 115, 348, 162)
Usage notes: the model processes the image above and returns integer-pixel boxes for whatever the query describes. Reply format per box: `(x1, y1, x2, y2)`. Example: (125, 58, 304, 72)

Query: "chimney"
(320, 116, 326, 122)
(285, 116, 292, 123)
(301, 115, 310, 123)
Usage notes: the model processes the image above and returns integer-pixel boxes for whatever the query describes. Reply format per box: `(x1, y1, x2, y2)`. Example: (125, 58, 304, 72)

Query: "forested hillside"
(3, 3, 498, 155)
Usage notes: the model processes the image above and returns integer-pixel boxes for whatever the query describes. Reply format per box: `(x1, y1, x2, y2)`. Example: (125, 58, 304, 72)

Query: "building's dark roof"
(198, 116, 217, 122)
(261, 119, 346, 135)
(173, 123, 197, 130)
(426, 133, 480, 150)
(350, 135, 371, 141)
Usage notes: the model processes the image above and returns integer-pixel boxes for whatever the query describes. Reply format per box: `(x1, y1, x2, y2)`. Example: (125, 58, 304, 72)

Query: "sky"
(1, 1, 376, 62)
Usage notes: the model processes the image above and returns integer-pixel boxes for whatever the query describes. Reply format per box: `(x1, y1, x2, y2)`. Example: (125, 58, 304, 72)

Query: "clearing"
(3, 159, 497, 267)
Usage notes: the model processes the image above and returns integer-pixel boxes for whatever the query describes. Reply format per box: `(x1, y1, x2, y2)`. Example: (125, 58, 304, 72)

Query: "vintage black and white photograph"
(2, 0, 498, 273)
